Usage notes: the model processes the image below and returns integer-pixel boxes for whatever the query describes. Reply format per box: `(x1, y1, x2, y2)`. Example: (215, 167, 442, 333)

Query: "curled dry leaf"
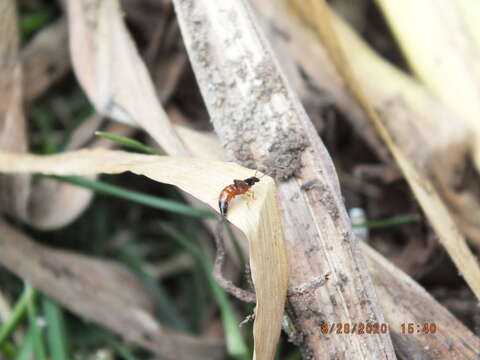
(66, 0, 187, 155)
(291, 0, 480, 301)
(0, 148, 289, 360)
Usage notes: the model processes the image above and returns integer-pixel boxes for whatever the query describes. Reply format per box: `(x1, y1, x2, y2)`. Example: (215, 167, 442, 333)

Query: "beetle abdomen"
(218, 185, 236, 216)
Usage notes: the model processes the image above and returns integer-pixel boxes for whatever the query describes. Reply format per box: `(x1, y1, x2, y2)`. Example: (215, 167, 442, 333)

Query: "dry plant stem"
(21, 18, 70, 104)
(0, 0, 29, 220)
(363, 243, 480, 359)
(0, 219, 225, 360)
(277, 128, 396, 359)
(172, 0, 396, 358)
(149, 252, 195, 279)
(256, 12, 327, 133)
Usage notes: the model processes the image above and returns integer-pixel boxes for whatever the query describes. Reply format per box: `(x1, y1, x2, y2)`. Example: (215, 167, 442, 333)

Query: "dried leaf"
(21, 18, 70, 104)
(174, 124, 224, 161)
(19, 117, 133, 230)
(66, 0, 187, 155)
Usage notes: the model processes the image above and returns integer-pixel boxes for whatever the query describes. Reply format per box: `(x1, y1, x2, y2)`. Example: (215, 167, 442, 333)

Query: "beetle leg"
(244, 190, 254, 209)
(244, 189, 255, 200)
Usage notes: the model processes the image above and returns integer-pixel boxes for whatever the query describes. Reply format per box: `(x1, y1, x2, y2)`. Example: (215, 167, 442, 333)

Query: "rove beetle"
(218, 172, 264, 217)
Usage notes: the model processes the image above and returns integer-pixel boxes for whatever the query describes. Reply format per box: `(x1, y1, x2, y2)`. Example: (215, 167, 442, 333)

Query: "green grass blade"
(33, 107, 57, 154)
(190, 270, 207, 333)
(42, 296, 69, 360)
(25, 285, 47, 360)
(284, 351, 302, 360)
(161, 224, 248, 360)
(127, 266, 188, 332)
(353, 214, 420, 229)
(0, 284, 36, 345)
(20, 8, 55, 41)
(52, 175, 214, 218)
(95, 131, 163, 155)
(14, 328, 35, 360)
(102, 334, 139, 360)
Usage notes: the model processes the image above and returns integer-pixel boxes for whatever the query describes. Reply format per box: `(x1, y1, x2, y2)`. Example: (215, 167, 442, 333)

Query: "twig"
(213, 218, 256, 303)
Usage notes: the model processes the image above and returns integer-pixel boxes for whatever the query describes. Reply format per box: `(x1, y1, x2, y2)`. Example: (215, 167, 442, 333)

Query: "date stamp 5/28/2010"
(320, 322, 438, 335)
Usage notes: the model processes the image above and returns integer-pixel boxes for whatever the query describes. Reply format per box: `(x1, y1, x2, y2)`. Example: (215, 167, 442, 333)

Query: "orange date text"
(320, 322, 389, 335)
